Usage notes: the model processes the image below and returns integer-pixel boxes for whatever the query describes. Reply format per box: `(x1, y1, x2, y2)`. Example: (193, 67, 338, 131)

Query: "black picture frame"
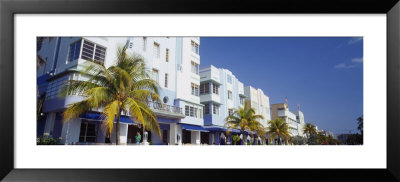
(1, 0, 399, 181)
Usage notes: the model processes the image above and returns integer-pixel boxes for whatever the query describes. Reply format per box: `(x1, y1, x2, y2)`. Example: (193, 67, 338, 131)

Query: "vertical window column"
(164, 73, 168, 88)
(166, 49, 169, 62)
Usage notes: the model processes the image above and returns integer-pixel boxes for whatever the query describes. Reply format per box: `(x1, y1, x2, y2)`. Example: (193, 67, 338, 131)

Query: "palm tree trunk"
(278, 134, 281, 145)
(241, 131, 244, 145)
(116, 108, 121, 145)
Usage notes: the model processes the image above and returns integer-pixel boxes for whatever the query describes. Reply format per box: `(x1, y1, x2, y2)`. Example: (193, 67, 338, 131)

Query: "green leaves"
(225, 104, 265, 139)
(303, 122, 317, 138)
(267, 118, 290, 144)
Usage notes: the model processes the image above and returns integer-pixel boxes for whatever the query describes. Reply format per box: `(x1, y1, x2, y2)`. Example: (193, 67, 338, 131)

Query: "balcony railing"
(147, 101, 183, 115)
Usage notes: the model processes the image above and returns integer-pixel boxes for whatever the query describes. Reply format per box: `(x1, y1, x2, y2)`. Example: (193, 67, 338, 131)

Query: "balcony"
(200, 93, 221, 104)
(278, 110, 297, 120)
(147, 101, 186, 119)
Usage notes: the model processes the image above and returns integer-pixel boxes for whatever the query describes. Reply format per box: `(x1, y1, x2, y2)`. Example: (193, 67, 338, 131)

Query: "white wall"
(169, 123, 182, 145)
(176, 37, 201, 103)
(244, 86, 272, 127)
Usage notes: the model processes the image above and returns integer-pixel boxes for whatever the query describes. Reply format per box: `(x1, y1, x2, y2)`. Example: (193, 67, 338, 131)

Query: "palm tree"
(224, 102, 265, 145)
(266, 118, 290, 145)
(303, 122, 317, 139)
(61, 46, 161, 145)
(357, 115, 363, 136)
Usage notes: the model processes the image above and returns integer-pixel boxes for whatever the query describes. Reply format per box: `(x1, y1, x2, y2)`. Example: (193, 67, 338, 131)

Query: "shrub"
(37, 136, 58, 145)
(232, 135, 240, 145)
(291, 135, 308, 145)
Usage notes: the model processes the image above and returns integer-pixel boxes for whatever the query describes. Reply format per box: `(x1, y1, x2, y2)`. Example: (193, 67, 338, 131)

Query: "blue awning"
(179, 123, 209, 132)
(80, 113, 134, 124)
(203, 126, 241, 134)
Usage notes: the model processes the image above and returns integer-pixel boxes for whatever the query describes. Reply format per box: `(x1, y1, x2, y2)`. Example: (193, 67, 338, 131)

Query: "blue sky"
(199, 37, 363, 135)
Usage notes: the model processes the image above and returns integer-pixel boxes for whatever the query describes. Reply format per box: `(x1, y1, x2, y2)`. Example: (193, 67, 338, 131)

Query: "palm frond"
(63, 101, 91, 122)
(102, 100, 120, 133)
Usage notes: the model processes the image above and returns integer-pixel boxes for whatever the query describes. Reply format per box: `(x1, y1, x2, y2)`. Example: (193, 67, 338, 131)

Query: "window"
(212, 83, 219, 95)
(227, 75, 232, 84)
(191, 83, 199, 96)
(152, 69, 159, 83)
(79, 120, 97, 142)
(191, 41, 199, 54)
(67, 40, 81, 64)
(127, 40, 133, 49)
(228, 91, 233, 100)
(164, 73, 168, 88)
(143, 37, 147, 51)
(240, 97, 244, 105)
(200, 83, 210, 94)
(213, 104, 219, 115)
(189, 106, 194, 117)
(185, 105, 190, 116)
(81, 39, 106, 63)
(204, 104, 210, 115)
(185, 105, 201, 118)
(162, 130, 168, 144)
(228, 109, 233, 116)
(191, 61, 199, 75)
(166, 49, 169, 62)
(153, 42, 160, 58)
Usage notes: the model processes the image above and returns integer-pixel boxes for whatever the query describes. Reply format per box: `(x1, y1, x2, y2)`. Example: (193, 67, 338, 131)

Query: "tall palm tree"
(225, 102, 265, 145)
(61, 46, 161, 145)
(303, 122, 317, 138)
(357, 115, 363, 136)
(266, 118, 290, 145)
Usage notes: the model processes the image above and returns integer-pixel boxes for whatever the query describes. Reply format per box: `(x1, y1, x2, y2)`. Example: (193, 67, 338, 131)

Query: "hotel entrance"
(127, 125, 151, 144)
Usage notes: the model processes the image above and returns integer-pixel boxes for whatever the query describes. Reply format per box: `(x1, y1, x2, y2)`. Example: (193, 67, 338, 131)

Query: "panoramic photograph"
(36, 37, 363, 145)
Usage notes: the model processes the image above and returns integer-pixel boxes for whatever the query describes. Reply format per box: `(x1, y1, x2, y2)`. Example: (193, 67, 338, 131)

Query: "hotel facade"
(37, 37, 206, 145)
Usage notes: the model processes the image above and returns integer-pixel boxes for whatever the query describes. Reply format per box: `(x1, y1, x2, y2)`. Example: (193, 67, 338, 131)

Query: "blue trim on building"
(159, 123, 170, 130)
(157, 117, 175, 123)
(80, 112, 134, 124)
(37, 74, 52, 85)
(179, 123, 208, 132)
(204, 126, 241, 134)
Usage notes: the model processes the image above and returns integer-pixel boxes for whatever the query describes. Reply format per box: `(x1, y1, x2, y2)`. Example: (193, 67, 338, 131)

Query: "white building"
(270, 103, 306, 138)
(37, 37, 205, 145)
(199, 65, 247, 144)
(244, 86, 271, 127)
